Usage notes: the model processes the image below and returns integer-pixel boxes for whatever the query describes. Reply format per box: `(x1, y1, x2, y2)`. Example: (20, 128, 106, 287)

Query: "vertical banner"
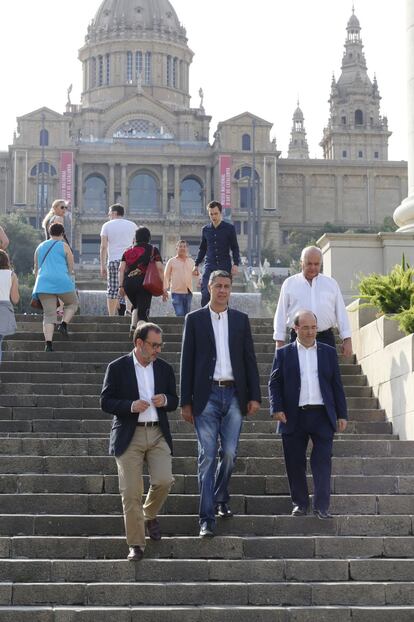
(219, 155, 232, 216)
(59, 151, 74, 206)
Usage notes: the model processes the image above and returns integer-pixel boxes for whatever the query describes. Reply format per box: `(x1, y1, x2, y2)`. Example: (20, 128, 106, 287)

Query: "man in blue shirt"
(193, 201, 240, 306)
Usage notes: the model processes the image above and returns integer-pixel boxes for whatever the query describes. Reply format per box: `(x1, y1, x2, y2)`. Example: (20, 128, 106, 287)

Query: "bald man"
(269, 310, 347, 519)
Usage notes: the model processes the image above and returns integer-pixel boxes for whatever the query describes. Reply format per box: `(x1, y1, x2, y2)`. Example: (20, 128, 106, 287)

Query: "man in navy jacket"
(181, 270, 261, 536)
(193, 201, 240, 307)
(269, 310, 347, 519)
(101, 322, 178, 561)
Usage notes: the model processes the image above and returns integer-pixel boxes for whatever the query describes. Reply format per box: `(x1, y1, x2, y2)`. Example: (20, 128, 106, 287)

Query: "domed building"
(0, 3, 408, 264)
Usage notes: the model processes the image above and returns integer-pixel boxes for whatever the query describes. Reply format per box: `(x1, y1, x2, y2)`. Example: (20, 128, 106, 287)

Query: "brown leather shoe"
(145, 518, 162, 541)
(127, 546, 144, 561)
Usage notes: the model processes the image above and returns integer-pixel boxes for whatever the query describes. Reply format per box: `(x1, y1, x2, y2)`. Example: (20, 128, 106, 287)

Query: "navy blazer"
(268, 341, 347, 433)
(100, 353, 178, 457)
(180, 306, 261, 416)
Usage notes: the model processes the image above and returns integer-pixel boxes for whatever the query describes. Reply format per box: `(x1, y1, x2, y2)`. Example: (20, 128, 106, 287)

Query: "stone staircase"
(0, 315, 413, 621)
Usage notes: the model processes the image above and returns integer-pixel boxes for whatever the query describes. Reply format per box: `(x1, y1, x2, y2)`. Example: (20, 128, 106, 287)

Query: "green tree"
(0, 214, 42, 275)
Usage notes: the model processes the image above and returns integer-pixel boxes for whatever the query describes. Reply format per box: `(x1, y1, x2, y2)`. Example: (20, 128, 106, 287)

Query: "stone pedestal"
(318, 232, 414, 303)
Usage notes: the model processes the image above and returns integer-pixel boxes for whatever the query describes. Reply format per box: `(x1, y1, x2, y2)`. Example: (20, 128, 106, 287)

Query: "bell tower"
(320, 8, 391, 160)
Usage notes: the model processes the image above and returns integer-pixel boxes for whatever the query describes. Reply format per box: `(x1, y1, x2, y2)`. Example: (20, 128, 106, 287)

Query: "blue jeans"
(194, 386, 243, 525)
(171, 292, 193, 317)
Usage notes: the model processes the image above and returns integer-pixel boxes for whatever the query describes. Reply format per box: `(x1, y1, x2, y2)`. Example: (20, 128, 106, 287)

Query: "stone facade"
(0, 1, 408, 263)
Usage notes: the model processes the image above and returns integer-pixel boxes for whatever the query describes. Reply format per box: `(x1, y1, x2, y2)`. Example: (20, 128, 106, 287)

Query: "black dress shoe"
(44, 343, 53, 352)
(291, 505, 307, 516)
(127, 546, 144, 561)
(199, 521, 215, 538)
(56, 323, 68, 338)
(215, 503, 233, 519)
(313, 509, 333, 520)
(145, 518, 161, 541)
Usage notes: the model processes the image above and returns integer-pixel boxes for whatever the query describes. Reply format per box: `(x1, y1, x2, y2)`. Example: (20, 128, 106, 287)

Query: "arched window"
(83, 175, 107, 213)
(129, 172, 159, 214)
(166, 55, 172, 86)
(242, 134, 251, 151)
(91, 57, 97, 88)
(234, 166, 259, 211)
(98, 55, 104, 86)
(30, 162, 57, 176)
(126, 51, 133, 83)
(40, 129, 49, 146)
(145, 52, 152, 85)
(355, 109, 363, 125)
(180, 177, 204, 216)
(106, 53, 110, 85)
(135, 51, 143, 80)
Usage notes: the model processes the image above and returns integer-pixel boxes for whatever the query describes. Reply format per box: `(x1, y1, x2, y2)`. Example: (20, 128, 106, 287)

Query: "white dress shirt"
(209, 306, 234, 381)
(296, 340, 324, 406)
(273, 272, 351, 341)
(132, 351, 159, 422)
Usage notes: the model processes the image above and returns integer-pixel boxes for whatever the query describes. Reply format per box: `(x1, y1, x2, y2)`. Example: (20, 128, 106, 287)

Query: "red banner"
(59, 152, 74, 206)
(219, 155, 232, 210)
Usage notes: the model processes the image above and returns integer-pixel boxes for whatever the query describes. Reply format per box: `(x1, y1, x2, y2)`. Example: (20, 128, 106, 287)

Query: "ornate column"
(109, 164, 115, 206)
(174, 165, 180, 213)
(205, 166, 212, 205)
(121, 165, 127, 209)
(393, 1, 414, 230)
(76, 164, 83, 214)
(162, 165, 168, 215)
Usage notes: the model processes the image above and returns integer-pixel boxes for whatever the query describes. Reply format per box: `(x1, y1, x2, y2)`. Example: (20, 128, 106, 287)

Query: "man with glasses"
(101, 321, 178, 561)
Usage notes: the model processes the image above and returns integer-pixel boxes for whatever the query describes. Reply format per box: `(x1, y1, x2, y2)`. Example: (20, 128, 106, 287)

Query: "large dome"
(87, 0, 187, 44)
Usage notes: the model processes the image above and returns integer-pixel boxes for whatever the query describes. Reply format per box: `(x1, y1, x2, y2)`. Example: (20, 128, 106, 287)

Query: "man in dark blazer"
(101, 322, 178, 561)
(269, 310, 347, 519)
(192, 201, 240, 307)
(181, 270, 261, 537)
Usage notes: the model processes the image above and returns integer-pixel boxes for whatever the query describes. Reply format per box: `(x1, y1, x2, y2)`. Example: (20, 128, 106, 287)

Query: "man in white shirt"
(101, 322, 178, 561)
(164, 240, 195, 316)
(269, 311, 348, 519)
(180, 270, 261, 537)
(100, 204, 137, 316)
(273, 246, 352, 357)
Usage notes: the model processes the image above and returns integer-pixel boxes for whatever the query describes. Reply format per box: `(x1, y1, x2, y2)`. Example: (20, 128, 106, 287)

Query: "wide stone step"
(5, 332, 274, 344)
(1, 473, 411, 495)
(0, 493, 413, 516)
(0, 514, 412, 537)
(0, 438, 408, 457)
(1, 606, 413, 622)
(2, 580, 414, 607)
(2, 455, 413, 476)
(2, 557, 414, 583)
(3, 535, 414, 560)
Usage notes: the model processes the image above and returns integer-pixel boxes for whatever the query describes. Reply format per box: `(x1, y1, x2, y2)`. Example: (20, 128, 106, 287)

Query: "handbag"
(30, 241, 59, 310)
(142, 246, 164, 297)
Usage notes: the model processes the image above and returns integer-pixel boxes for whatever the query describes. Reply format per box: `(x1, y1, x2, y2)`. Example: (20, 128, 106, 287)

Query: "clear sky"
(0, 0, 407, 160)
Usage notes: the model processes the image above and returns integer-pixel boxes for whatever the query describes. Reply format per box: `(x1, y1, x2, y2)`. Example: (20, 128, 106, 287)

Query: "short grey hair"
(208, 270, 232, 285)
(300, 246, 323, 262)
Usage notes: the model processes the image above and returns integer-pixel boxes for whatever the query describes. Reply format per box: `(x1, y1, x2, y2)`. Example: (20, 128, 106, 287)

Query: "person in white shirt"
(269, 310, 348, 520)
(100, 322, 178, 562)
(100, 204, 137, 316)
(273, 246, 352, 357)
(163, 240, 195, 316)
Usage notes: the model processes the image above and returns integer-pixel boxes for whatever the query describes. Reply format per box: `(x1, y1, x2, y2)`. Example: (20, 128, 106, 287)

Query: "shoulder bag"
(142, 246, 164, 297)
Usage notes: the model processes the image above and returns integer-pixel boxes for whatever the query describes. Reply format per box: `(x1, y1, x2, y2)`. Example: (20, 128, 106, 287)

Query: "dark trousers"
(290, 328, 336, 349)
(282, 406, 334, 512)
(124, 276, 152, 322)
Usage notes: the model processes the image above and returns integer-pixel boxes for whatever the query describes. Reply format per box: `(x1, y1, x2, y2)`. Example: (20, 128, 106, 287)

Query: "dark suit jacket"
(180, 306, 261, 416)
(268, 341, 347, 434)
(100, 353, 178, 457)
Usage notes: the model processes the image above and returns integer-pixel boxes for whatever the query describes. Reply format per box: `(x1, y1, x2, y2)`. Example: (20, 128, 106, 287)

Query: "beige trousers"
(115, 425, 173, 548)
